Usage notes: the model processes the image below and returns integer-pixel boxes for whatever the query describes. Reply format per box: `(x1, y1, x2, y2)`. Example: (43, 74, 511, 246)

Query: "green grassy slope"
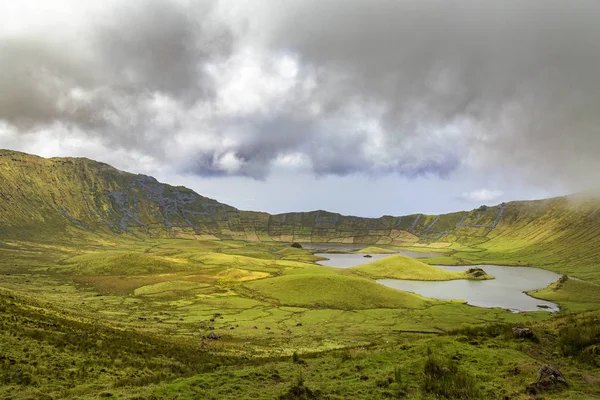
(439, 197, 600, 283)
(0, 150, 232, 240)
(243, 273, 430, 310)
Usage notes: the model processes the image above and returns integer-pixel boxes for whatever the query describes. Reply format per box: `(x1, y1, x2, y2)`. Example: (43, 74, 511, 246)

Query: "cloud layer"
(459, 189, 504, 204)
(1, 0, 599, 189)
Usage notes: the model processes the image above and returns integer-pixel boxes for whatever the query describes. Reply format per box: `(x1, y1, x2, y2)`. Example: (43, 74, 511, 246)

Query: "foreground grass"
(1, 237, 599, 399)
(1, 284, 599, 399)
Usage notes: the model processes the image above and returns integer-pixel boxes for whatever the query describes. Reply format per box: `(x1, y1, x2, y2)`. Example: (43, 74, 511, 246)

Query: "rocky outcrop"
(512, 327, 535, 340)
(466, 267, 486, 278)
(526, 365, 568, 394)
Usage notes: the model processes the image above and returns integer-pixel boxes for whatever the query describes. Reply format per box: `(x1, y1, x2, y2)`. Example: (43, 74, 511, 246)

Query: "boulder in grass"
(512, 327, 535, 339)
(290, 242, 303, 249)
(206, 332, 221, 340)
(526, 365, 568, 394)
(466, 267, 486, 278)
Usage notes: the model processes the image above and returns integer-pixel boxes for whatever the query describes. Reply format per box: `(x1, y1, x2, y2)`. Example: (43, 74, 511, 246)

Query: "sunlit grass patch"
(133, 280, 210, 296)
(61, 251, 200, 275)
(355, 246, 397, 254)
(217, 268, 270, 282)
(243, 273, 430, 310)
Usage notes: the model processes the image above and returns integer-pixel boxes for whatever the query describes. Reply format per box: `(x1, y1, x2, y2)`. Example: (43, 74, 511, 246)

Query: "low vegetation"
(422, 349, 480, 399)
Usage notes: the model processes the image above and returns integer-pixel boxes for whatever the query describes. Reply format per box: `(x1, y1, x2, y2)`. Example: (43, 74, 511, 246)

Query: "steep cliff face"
(2, 150, 600, 266)
(0, 150, 237, 240)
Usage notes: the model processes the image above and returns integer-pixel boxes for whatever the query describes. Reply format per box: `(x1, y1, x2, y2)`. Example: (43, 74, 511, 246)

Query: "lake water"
(315, 253, 395, 268)
(316, 253, 561, 312)
(304, 243, 369, 252)
(307, 244, 440, 259)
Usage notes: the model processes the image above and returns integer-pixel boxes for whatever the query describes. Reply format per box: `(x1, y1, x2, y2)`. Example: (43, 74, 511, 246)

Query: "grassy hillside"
(243, 273, 430, 310)
(0, 150, 233, 240)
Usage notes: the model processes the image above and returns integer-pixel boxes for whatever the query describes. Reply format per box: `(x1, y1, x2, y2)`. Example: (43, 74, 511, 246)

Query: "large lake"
(316, 253, 561, 312)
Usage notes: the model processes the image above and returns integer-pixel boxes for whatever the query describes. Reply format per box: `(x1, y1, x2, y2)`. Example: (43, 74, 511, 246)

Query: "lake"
(307, 244, 440, 259)
(316, 253, 561, 312)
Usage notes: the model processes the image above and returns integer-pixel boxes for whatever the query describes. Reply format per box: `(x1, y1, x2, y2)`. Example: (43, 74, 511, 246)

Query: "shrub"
(339, 349, 353, 362)
(279, 374, 322, 399)
(559, 321, 600, 365)
(292, 351, 306, 365)
(422, 352, 480, 399)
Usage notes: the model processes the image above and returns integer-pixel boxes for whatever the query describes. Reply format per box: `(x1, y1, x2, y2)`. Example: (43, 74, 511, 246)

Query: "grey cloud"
(93, 0, 226, 98)
(458, 189, 504, 204)
(252, 0, 600, 186)
(1, 0, 600, 187)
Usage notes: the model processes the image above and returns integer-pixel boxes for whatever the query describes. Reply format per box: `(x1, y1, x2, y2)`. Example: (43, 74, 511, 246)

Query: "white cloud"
(215, 151, 244, 173)
(459, 189, 504, 203)
(1, 0, 599, 191)
(205, 49, 302, 116)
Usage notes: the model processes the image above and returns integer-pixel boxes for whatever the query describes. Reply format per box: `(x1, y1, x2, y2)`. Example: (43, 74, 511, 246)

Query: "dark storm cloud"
(254, 0, 600, 186)
(1, 0, 600, 187)
(93, 0, 227, 98)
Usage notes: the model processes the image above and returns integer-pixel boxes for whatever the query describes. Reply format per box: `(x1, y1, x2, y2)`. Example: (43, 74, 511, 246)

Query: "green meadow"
(2, 236, 600, 399)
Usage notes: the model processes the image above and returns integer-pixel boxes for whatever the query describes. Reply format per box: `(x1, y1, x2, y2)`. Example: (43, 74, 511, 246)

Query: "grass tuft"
(422, 351, 480, 399)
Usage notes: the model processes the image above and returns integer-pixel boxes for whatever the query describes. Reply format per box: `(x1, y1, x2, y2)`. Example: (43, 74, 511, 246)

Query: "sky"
(1, 0, 599, 217)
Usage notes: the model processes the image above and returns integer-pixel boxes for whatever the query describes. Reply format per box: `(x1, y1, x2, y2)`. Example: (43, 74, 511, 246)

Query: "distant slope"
(2, 149, 600, 281)
(0, 150, 243, 240)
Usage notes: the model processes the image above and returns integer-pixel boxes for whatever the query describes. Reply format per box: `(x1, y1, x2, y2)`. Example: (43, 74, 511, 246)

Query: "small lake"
(315, 253, 396, 268)
(316, 253, 561, 313)
(308, 244, 440, 259)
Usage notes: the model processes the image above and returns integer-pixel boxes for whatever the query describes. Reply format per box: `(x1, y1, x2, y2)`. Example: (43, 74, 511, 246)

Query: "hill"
(2, 149, 600, 281)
